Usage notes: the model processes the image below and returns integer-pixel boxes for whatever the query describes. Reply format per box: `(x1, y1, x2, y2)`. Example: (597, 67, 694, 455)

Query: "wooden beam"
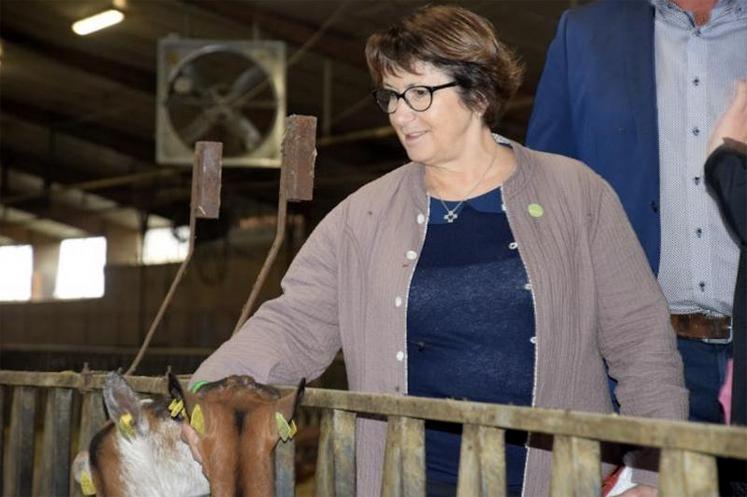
(183, 0, 366, 69)
(0, 25, 155, 94)
(0, 222, 67, 245)
(2, 98, 154, 163)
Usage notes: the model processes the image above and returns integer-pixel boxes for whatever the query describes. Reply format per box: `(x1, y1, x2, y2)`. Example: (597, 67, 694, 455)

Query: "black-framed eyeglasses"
(371, 81, 459, 114)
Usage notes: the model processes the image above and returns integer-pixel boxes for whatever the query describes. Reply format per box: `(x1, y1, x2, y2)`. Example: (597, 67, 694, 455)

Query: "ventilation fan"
(157, 39, 286, 167)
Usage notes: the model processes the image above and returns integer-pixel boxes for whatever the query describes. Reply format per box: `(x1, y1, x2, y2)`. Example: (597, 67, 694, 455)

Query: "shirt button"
(406, 250, 417, 260)
(696, 228, 703, 238)
(524, 283, 533, 291)
(394, 296, 403, 307)
(692, 77, 700, 86)
(396, 351, 405, 361)
(699, 281, 706, 292)
(694, 176, 701, 185)
(692, 127, 700, 136)
(530, 336, 537, 345)
(416, 213, 425, 225)
(508, 242, 518, 250)
(694, 28, 702, 36)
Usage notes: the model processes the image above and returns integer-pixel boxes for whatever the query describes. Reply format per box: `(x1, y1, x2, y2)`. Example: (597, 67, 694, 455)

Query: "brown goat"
(73, 372, 304, 497)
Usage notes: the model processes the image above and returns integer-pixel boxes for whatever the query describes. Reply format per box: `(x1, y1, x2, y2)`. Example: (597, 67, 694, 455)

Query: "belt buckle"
(702, 321, 733, 345)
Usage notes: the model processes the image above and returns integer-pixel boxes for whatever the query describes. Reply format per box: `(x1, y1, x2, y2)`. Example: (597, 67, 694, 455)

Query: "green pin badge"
(528, 203, 544, 218)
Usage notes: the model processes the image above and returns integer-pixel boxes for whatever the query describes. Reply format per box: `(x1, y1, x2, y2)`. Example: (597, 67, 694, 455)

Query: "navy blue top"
(407, 186, 535, 492)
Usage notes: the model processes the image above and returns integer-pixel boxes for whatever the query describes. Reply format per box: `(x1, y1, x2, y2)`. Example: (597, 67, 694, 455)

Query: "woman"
(191, 6, 687, 496)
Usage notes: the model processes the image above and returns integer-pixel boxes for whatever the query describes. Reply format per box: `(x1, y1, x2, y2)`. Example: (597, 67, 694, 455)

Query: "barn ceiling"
(0, 0, 580, 246)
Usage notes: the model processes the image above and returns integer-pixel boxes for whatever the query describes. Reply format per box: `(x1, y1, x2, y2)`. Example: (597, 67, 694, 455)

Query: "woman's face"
(383, 62, 481, 167)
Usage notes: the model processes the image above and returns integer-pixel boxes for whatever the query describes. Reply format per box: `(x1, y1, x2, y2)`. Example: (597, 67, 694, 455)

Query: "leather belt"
(671, 313, 731, 341)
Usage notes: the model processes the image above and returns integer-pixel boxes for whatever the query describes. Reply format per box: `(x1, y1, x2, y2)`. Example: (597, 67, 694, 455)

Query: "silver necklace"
(436, 148, 499, 223)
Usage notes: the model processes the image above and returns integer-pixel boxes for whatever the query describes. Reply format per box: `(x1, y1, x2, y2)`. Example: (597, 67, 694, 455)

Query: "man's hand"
(617, 484, 658, 497)
(709, 80, 747, 154)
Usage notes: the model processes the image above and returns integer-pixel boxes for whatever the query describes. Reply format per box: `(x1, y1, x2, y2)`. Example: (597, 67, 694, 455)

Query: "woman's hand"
(617, 484, 658, 497)
(708, 80, 747, 154)
(181, 422, 206, 470)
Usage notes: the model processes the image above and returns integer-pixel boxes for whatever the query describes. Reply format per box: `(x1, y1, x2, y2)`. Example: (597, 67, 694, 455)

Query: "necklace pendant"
(444, 211, 458, 223)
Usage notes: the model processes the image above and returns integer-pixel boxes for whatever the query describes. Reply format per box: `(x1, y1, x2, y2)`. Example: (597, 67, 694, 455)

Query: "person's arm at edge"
(705, 79, 747, 242)
(705, 141, 747, 244)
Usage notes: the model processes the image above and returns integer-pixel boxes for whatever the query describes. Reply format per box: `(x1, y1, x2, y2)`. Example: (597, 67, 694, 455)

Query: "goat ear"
(167, 372, 185, 401)
(168, 373, 201, 419)
(103, 371, 142, 437)
(277, 378, 305, 422)
(72, 451, 97, 495)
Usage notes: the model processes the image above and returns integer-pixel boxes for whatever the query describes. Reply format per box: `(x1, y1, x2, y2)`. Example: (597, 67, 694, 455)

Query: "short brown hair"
(365, 5, 524, 129)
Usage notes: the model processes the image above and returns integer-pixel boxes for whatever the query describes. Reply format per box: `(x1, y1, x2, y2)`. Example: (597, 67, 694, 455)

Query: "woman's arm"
(190, 204, 346, 386)
(589, 181, 688, 487)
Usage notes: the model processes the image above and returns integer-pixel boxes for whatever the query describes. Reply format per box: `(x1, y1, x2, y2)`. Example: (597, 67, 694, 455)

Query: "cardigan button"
(396, 351, 405, 361)
(416, 213, 425, 224)
(394, 296, 403, 307)
(406, 250, 417, 261)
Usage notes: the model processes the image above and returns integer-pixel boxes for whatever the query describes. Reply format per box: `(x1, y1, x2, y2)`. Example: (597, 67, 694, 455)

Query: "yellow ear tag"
(275, 412, 297, 442)
(117, 413, 136, 439)
(190, 404, 205, 435)
(528, 203, 544, 218)
(169, 399, 185, 419)
(80, 471, 97, 495)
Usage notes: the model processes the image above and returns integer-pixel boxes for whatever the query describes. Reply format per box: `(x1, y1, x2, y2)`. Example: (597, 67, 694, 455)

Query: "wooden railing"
(2, 369, 746, 497)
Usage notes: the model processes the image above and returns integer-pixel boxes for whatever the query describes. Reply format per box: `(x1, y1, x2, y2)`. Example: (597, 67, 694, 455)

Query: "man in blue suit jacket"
(527, 0, 747, 428)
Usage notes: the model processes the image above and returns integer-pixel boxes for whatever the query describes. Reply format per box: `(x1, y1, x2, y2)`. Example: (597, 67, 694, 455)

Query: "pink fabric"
(720, 359, 734, 424)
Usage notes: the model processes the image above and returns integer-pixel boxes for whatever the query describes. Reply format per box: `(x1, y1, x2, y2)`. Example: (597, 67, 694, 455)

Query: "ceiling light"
(72, 9, 124, 36)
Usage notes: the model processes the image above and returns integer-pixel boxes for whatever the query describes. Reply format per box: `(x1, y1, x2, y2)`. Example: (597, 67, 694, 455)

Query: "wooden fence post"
(457, 424, 506, 497)
(37, 388, 73, 496)
(660, 449, 719, 497)
(275, 435, 296, 497)
(550, 435, 601, 497)
(70, 391, 106, 497)
(315, 409, 335, 497)
(3, 387, 37, 497)
(382, 416, 425, 497)
(332, 409, 356, 497)
(0, 386, 5, 493)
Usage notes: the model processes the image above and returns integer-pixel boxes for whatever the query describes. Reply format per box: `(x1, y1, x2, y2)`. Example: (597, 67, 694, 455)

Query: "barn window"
(0, 245, 33, 302)
(142, 226, 189, 264)
(54, 236, 106, 299)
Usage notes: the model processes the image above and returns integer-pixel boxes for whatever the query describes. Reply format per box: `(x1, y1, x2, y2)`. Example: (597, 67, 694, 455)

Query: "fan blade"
(224, 108, 262, 151)
(242, 100, 278, 110)
(180, 108, 221, 144)
(165, 93, 212, 110)
(226, 66, 267, 101)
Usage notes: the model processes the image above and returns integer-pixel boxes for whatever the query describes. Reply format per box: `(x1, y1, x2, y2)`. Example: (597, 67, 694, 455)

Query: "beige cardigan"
(193, 142, 688, 496)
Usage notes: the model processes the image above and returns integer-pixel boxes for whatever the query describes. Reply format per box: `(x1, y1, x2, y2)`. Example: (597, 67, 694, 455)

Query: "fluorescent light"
(72, 9, 124, 36)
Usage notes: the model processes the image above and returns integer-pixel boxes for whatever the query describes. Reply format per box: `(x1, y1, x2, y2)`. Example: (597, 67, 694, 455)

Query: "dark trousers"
(676, 338, 745, 495)
(676, 337, 732, 423)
